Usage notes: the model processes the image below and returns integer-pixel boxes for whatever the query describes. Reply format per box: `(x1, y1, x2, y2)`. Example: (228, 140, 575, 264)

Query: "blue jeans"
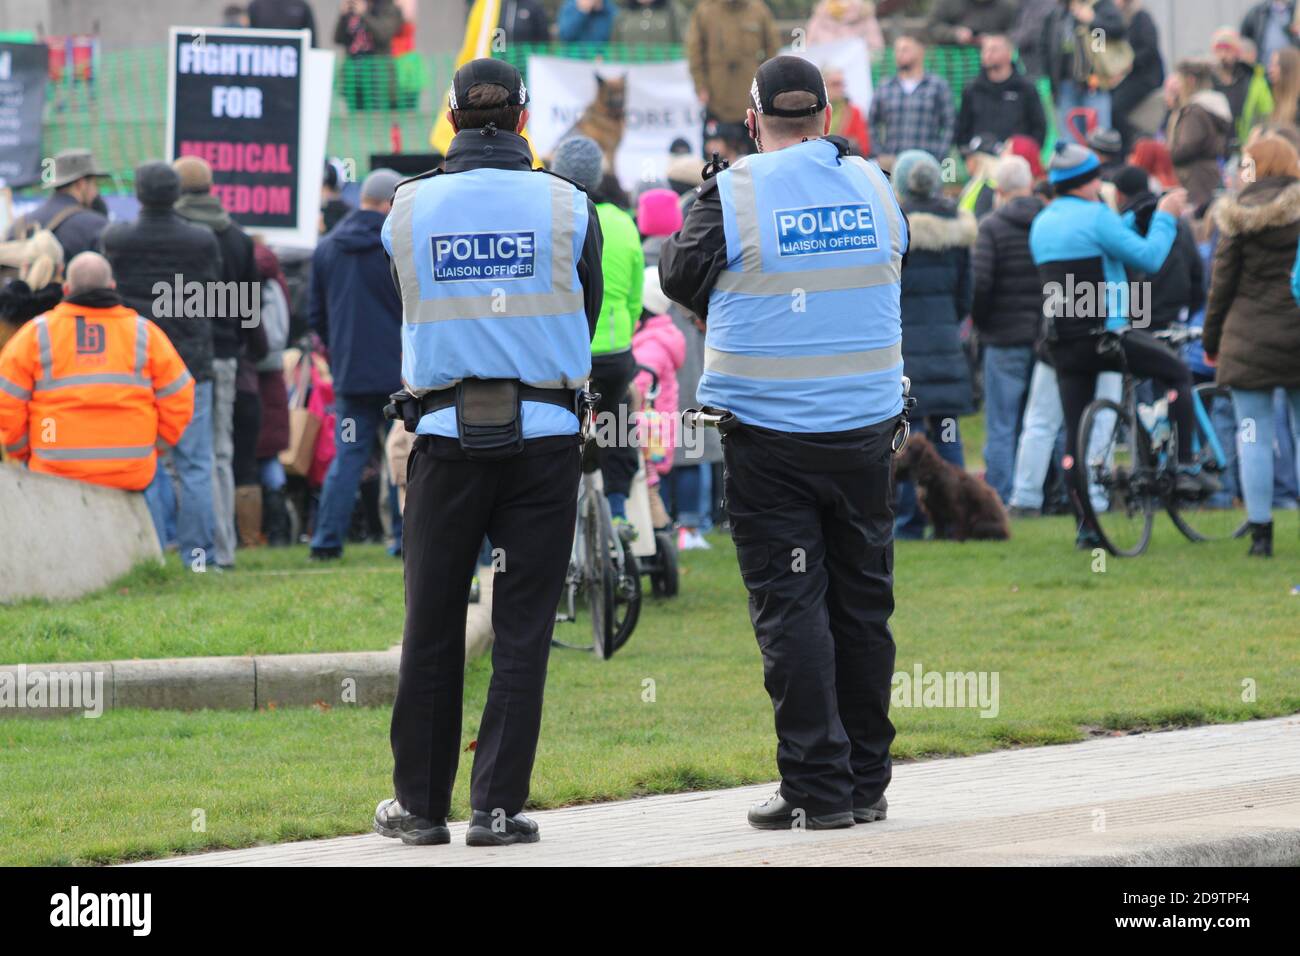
(1057, 80, 1112, 137)
(310, 393, 388, 552)
(1009, 363, 1120, 511)
(672, 462, 706, 528)
(1272, 389, 1299, 506)
(144, 379, 215, 566)
(1232, 387, 1300, 524)
(982, 345, 1035, 503)
(895, 416, 964, 539)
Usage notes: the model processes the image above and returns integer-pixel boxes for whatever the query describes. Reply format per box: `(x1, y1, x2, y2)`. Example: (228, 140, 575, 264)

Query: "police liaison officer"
(660, 56, 909, 830)
(374, 59, 604, 847)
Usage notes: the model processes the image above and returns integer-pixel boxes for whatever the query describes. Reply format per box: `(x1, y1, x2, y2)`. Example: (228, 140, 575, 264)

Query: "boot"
(1247, 521, 1273, 558)
(263, 487, 291, 547)
(235, 485, 264, 549)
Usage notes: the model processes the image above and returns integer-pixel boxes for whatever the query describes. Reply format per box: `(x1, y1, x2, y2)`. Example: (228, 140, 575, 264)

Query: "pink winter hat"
(637, 188, 683, 237)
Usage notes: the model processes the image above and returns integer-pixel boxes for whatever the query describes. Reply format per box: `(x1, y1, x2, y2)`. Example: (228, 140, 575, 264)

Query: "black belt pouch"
(456, 379, 525, 460)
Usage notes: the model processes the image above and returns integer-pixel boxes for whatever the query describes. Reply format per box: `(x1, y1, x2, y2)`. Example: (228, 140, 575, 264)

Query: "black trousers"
(1050, 330, 1194, 522)
(589, 348, 639, 498)
(722, 419, 898, 815)
(390, 435, 581, 820)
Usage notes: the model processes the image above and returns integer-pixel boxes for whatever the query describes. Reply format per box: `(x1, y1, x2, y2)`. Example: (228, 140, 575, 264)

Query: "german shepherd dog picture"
(569, 73, 627, 170)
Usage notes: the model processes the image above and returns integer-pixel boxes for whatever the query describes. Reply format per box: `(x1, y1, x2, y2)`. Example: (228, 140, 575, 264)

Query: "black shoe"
(853, 794, 888, 824)
(1175, 467, 1221, 499)
(746, 791, 854, 830)
(1075, 526, 1103, 550)
(1247, 521, 1273, 558)
(373, 798, 450, 846)
(465, 809, 540, 846)
(310, 546, 342, 562)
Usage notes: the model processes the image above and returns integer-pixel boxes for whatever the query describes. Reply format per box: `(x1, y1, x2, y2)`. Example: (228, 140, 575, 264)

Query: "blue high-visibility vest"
(381, 167, 592, 438)
(699, 138, 908, 433)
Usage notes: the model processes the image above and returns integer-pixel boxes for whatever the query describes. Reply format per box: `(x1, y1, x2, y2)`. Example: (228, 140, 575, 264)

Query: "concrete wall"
(0, 465, 161, 603)
(1144, 0, 1258, 66)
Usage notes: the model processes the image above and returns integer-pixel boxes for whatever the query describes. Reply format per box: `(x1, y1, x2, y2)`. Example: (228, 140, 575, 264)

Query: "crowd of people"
(4, 0, 1300, 566)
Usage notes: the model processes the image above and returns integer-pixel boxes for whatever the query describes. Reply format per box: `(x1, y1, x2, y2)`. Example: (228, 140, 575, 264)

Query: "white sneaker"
(678, 528, 711, 551)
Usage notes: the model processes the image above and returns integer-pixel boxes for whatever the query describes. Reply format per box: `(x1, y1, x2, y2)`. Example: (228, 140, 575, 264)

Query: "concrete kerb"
(0, 574, 496, 718)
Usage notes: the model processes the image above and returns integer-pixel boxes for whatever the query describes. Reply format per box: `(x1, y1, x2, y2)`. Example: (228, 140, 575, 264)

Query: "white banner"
(526, 56, 703, 195)
(785, 37, 873, 116)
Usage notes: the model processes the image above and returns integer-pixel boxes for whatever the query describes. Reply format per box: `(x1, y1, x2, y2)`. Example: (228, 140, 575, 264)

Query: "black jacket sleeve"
(578, 196, 604, 340)
(659, 178, 727, 322)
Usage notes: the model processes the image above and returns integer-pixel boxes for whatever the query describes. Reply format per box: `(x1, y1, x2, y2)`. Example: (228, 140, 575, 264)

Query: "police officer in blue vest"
(373, 59, 604, 848)
(661, 56, 908, 830)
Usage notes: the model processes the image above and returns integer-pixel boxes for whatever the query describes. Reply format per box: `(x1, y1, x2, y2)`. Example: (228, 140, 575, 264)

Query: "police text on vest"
(773, 203, 878, 256)
(432, 232, 536, 281)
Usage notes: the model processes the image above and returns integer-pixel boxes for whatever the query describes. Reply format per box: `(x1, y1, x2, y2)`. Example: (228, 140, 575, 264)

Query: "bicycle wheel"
(1077, 398, 1154, 557)
(584, 490, 616, 658)
(610, 547, 641, 655)
(1167, 383, 1244, 542)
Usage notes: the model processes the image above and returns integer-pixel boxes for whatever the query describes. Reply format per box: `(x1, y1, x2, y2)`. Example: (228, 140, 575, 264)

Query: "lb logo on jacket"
(700, 138, 909, 433)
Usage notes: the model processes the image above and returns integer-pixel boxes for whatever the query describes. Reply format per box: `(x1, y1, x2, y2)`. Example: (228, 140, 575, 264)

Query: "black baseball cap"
(750, 55, 828, 117)
(449, 58, 528, 110)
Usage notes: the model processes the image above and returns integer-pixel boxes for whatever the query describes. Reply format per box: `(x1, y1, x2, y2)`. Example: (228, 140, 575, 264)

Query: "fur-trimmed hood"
(1213, 176, 1300, 238)
(905, 207, 978, 251)
(1187, 88, 1233, 127)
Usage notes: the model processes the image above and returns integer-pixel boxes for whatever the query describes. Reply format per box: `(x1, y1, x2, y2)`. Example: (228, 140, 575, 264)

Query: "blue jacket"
(1029, 194, 1176, 337)
(309, 208, 403, 396)
(558, 0, 615, 41)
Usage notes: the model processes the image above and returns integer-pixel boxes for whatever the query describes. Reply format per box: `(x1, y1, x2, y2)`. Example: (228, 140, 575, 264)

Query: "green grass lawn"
(2, 506, 1298, 865)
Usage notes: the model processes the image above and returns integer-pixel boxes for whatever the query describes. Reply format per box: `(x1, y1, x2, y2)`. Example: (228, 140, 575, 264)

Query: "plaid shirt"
(868, 73, 955, 160)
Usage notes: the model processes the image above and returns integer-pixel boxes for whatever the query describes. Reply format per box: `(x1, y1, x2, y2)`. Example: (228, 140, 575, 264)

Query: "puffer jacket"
(101, 208, 223, 383)
(1168, 90, 1232, 213)
(971, 193, 1044, 347)
(899, 197, 977, 418)
(633, 311, 686, 475)
(1204, 175, 1300, 391)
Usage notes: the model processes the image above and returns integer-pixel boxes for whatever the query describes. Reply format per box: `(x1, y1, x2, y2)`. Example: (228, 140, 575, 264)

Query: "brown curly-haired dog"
(893, 434, 1010, 541)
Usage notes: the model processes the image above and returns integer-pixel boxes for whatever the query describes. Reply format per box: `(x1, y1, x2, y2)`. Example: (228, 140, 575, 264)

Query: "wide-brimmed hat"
(45, 149, 109, 189)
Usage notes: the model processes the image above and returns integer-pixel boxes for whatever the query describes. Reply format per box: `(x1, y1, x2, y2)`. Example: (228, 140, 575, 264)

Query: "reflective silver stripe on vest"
(846, 156, 905, 259)
(34, 316, 52, 382)
(713, 260, 901, 295)
(389, 180, 422, 325)
(0, 374, 30, 401)
(4, 434, 28, 453)
(155, 369, 194, 399)
(135, 317, 148, 376)
(33, 444, 155, 461)
(35, 373, 151, 392)
(393, 174, 581, 325)
(726, 158, 764, 273)
(704, 341, 902, 380)
(721, 154, 904, 293)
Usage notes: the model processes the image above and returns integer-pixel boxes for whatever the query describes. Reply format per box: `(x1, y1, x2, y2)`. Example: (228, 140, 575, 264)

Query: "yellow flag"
(431, 0, 501, 153)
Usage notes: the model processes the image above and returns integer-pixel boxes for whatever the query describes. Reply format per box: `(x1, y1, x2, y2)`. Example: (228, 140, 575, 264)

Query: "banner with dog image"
(525, 56, 703, 195)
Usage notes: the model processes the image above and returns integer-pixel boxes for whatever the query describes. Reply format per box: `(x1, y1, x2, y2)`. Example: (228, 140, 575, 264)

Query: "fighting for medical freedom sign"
(166, 27, 333, 248)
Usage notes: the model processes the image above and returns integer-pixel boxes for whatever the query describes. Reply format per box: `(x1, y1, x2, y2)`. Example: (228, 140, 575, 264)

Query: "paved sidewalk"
(137, 715, 1300, 867)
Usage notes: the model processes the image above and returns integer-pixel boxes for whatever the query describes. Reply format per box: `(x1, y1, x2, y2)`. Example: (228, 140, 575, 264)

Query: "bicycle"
(553, 395, 642, 659)
(1076, 326, 1243, 557)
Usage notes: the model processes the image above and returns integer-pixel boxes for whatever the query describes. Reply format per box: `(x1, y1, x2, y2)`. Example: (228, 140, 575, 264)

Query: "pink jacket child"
(633, 268, 686, 479)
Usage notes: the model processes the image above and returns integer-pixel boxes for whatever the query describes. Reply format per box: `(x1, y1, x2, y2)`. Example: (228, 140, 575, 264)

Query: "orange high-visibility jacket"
(0, 298, 195, 491)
